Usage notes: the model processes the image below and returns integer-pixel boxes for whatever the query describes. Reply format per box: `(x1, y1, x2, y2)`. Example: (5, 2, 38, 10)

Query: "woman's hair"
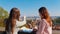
(9, 8, 20, 20)
(39, 7, 52, 27)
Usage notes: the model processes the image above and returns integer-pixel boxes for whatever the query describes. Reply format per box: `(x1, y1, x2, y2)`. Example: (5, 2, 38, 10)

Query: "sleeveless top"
(36, 19, 52, 34)
(13, 20, 26, 34)
(6, 20, 26, 34)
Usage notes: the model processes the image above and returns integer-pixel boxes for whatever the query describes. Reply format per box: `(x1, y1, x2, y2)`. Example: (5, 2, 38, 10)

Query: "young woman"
(5, 8, 19, 34)
(5, 8, 26, 34)
(5, 8, 37, 34)
(36, 7, 52, 34)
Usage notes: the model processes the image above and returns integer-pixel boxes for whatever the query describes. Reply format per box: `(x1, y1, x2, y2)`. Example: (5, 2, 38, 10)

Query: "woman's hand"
(19, 28, 23, 32)
(33, 26, 38, 31)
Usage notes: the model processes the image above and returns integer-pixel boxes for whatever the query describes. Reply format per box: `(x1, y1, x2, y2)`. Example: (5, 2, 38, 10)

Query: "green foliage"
(0, 7, 9, 27)
(52, 17, 60, 25)
(55, 17, 60, 23)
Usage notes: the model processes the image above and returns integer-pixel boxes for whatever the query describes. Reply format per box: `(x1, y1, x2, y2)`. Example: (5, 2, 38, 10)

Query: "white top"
(13, 20, 26, 34)
(36, 19, 52, 34)
(16, 20, 26, 27)
(6, 16, 27, 34)
(44, 19, 52, 34)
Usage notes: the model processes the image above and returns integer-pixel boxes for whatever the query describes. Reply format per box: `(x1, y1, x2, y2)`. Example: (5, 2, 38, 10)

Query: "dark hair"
(9, 8, 20, 19)
(39, 7, 49, 19)
(39, 7, 52, 27)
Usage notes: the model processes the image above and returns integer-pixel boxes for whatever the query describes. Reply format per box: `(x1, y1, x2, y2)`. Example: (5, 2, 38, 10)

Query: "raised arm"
(16, 21, 26, 27)
(16, 16, 26, 27)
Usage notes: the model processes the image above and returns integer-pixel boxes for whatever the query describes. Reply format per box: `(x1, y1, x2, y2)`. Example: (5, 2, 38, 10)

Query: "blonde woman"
(36, 7, 52, 34)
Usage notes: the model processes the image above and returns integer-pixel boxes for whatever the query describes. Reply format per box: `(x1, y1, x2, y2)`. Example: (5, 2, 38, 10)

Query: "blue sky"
(0, 0, 60, 16)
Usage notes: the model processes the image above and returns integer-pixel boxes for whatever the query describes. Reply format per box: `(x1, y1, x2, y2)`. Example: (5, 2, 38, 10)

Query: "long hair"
(39, 7, 52, 27)
(9, 8, 20, 20)
(5, 8, 20, 32)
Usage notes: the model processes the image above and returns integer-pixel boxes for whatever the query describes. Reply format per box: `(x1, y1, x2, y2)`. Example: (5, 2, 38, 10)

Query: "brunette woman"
(36, 7, 52, 34)
(5, 8, 25, 34)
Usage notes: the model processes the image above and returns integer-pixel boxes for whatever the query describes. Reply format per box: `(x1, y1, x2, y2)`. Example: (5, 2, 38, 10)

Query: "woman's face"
(39, 13, 43, 19)
(12, 9, 20, 18)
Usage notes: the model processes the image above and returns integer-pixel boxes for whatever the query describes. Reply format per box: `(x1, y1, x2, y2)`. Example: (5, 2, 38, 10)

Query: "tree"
(0, 7, 9, 27)
(55, 17, 60, 23)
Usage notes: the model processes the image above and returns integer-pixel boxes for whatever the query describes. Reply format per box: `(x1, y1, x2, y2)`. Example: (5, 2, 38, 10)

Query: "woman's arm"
(11, 26, 14, 34)
(11, 19, 16, 34)
(20, 27, 33, 33)
(33, 26, 38, 31)
(38, 20, 46, 34)
(16, 21, 26, 27)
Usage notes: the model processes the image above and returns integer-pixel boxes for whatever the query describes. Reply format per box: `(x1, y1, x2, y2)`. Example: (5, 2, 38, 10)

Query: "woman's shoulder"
(40, 19, 47, 24)
(40, 19, 46, 22)
(42, 19, 51, 26)
(42, 19, 46, 21)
